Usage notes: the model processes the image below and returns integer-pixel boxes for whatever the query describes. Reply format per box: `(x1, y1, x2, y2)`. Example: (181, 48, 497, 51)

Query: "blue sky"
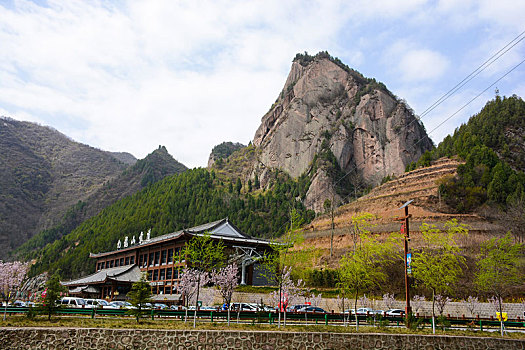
(0, 0, 523, 167)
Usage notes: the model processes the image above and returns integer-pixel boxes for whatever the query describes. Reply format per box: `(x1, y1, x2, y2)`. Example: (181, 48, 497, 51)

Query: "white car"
(385, 309, 405, 317)
(60, 297, 88, 308)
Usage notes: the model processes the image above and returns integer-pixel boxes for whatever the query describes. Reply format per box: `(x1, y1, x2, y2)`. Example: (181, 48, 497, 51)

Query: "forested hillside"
(15, 146, 187, 257)
(29, 168, 315, 279)
(407, 95, 525, 213)
(0, 117, 128, 258)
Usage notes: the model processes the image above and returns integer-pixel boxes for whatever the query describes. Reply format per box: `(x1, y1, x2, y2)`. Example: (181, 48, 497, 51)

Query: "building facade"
(61, 219, 272, 303)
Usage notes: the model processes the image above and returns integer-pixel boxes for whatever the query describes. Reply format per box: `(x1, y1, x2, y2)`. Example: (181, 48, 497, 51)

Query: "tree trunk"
(227, 297, 231, 326)
(498, 295, 504, 337)
(354, 290, 359, 331)
(431, 289, 436, 334)
(278, 284, 282, 328)
(193, 274, 201, 328)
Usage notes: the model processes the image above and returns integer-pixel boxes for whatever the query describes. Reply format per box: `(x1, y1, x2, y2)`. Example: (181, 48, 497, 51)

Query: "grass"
(1, 316, 524, 340)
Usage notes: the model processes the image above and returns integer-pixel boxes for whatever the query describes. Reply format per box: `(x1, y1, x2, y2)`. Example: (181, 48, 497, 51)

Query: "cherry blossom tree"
(178, 268, 209, 323)
(462, 296, 480, 317)
(269, 266, 303, 327)
(211, 263, 238, 325)
(411, 295, 426, 315)
(310, 293, 322, 308)
(336, 294, 348, 326)
(182, 233, 225, 327)
(0, 261, 29, 320)
(435, 294, 451, 316)
(382, 293, 396, 310)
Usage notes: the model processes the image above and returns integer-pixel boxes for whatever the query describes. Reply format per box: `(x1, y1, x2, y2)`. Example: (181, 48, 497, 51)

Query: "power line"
(418, 30, 525, 120)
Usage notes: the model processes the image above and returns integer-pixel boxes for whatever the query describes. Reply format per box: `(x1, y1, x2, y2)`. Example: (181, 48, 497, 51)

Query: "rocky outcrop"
(253, 54, 433, 210)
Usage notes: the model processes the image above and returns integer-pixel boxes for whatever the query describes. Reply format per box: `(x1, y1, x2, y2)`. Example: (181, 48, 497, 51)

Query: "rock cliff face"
(253, 53, 433, 211)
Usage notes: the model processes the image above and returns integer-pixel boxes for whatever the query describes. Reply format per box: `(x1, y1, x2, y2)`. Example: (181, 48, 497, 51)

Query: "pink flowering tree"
(411, 295, 426, 315)
(211, 263, 238, 325)
(178, 268, 209, 323)
(435, 294, 451, 316)
(382, 293, 396, 310)
(182, 233, 225, 327)
(269, 266, 303, 327)
(462, 296, 480, 317)
(0, 261, 30, 320)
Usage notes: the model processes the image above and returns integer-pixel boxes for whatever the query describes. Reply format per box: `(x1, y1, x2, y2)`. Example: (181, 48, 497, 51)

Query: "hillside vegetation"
(0, 118, 128, 258)
(29, 167, 315, 279)
(406, 96, 525, 213)
(15, 146, 187, 257)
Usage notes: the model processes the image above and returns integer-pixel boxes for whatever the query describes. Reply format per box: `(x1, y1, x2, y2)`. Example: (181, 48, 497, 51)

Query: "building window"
(119, 258, 124, 266)
(139, 255, 143, 266)
(164, 286, 171, 295)
(130, 256, 135, 265)
(167, 248, 173, 264)
(149, 253, 154, 266)
(153, 269, 159, 281)
(115, 259, 120, 267)
(125, 256, 130, 265)
(166, 267, 172, 280)
(109, 260, 114, 268)
(160, 268, 165, 280)
(174, 268, 179, 280)
(174, 247, 180, 262)
(161, 250, 167, 265)
(154, 251, 160, 266)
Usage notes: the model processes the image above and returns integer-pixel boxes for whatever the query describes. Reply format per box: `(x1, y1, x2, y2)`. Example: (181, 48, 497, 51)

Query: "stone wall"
(1, 328, 523, 350)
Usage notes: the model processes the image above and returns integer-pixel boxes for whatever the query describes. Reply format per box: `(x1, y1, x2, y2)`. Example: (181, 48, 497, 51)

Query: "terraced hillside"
(299, 158, 503, 266)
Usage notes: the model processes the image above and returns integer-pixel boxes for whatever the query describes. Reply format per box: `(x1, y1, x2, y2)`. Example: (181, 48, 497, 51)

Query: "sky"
(0, 0, 524, 168)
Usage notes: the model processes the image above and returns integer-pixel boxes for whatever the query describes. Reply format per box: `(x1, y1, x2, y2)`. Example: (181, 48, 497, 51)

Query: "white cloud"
(398, 49, 450, 82)
(0, 0, 523, 167)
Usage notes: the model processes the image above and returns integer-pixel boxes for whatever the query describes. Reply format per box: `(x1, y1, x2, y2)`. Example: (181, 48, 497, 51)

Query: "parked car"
(355, 307, 375, 315)
(287, 304, 309, 312)
(109, 301, 135, 309)
(385, 309, 405, 317)
(13, 300, 26, 307)
(297, 306, 327, 313)
(230, 303, 257, 311)
(60, 297, 88, 308)
(154, 303, 169, 309)
(86, 299, 116, 308)
(246, 303, 273, 312)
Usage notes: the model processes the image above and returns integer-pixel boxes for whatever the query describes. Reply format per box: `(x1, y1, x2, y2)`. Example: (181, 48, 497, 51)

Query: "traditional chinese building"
(61, 218, 272, 303)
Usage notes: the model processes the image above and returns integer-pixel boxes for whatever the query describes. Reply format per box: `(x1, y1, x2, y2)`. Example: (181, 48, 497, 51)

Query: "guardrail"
(2, 307, 524, 330)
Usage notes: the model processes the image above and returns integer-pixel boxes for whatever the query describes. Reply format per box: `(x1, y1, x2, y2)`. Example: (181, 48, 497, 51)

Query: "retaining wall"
(0, 327, 523, 350)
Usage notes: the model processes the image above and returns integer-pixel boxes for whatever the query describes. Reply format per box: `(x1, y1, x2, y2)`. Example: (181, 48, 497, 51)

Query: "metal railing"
(2, 307, 524, 331)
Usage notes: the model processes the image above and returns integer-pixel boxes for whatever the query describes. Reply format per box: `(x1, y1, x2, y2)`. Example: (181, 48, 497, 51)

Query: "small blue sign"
(406, 253, 412, 268)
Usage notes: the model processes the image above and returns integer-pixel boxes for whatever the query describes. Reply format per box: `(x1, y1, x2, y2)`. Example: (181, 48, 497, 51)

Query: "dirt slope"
(298, 158, 503, 266)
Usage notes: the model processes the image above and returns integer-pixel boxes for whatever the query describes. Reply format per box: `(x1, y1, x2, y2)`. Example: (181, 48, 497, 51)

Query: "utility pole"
(397, 200, 413, 319)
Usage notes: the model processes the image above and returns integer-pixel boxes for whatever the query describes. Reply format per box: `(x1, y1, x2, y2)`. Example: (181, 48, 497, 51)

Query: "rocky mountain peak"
(253, 52, 433, 211)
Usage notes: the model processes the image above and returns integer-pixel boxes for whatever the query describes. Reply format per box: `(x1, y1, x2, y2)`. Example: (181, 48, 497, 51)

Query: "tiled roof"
(62, 265, 142, 286)
(90, 218, 272, 258)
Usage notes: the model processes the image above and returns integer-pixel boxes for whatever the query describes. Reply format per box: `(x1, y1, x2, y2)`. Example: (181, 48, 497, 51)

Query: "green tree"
(411, 220, 468, 334)
(475, 233, 524, 336)
(235, 178, 242, 194)
(338, 213, 398, 330)
(127, 273, 152, 323)
(183, 233, 225, 327)
(40, 272, 65, 321)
